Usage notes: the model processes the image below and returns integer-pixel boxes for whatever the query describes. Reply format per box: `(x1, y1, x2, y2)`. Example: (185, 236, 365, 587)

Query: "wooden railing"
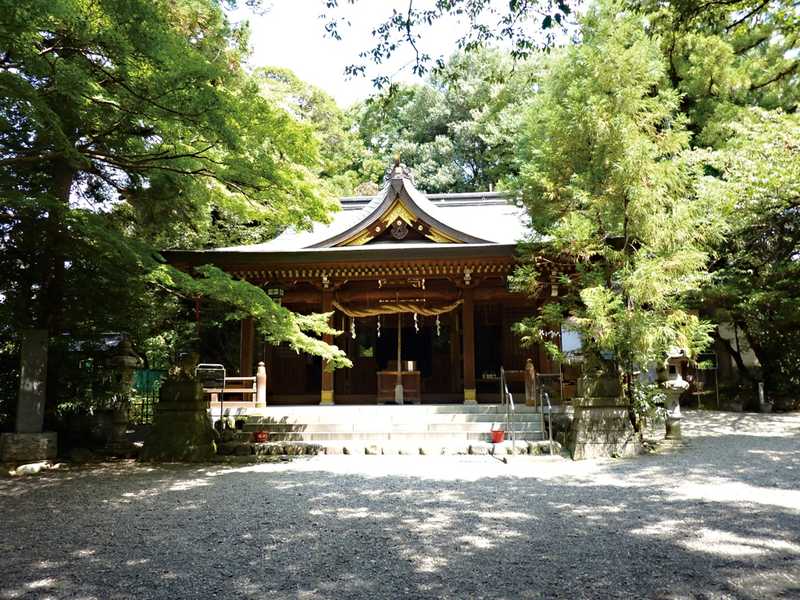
(501, 358, 538, 407)
(197, 362, 267, 407)
(204, 376, 256, 403)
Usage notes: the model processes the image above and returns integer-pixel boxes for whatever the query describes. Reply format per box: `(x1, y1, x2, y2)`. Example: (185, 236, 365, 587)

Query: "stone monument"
(141, 355, 217, 462)
(0, 329, 57, 462)
(568, 359, 642, 460)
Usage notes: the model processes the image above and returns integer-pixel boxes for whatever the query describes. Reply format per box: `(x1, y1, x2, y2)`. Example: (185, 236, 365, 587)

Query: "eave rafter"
(229, 258, 516, 285)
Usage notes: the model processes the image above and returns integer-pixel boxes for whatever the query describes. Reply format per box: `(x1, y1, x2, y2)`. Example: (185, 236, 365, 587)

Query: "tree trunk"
(714, 328, 754, 382)
(43, 160, 74, 336)
(41, 160, 75, 425)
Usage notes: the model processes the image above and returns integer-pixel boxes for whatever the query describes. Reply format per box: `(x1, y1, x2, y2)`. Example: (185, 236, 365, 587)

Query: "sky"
(229, 1, 494, 107)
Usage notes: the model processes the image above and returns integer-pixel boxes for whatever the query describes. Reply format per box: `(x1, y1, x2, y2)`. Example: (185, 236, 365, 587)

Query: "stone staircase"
(213, 404, 550, 457)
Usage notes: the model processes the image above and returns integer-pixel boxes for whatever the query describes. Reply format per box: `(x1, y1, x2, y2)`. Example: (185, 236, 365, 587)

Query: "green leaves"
(352, 48, 540, 192)
(513, 3, 720, 388)
(0, 0, 349, 380)
(697, 108, 800, 393)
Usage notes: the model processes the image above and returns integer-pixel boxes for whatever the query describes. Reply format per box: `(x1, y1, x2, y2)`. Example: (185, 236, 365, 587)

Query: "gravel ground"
(1, 410, 799, 600)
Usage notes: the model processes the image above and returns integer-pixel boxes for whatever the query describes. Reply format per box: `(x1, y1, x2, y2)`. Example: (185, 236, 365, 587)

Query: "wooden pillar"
(449, 310, 461, 395)
(321, 290, 334, 405)
(462, 288, 476, 404)
(239, 317, 254, 376)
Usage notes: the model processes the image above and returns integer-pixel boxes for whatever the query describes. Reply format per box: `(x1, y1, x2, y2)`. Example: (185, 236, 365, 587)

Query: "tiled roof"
(213, 166, 530, 253)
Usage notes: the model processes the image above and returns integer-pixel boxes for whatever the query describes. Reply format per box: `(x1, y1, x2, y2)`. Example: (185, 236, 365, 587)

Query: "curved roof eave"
(308, 167, 493, 248)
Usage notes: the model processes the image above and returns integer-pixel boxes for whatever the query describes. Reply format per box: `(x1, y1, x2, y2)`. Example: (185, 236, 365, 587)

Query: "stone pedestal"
(664, 389, 683, 440)
(568, 374, 641, 460)
(2, 329, 58, 463)
(103, 407, 137, 457)
(569, 396, 642, 459)
(663, 370, 689, 441)
(0, 432, 57, 462)
(141, 376, 217, 462)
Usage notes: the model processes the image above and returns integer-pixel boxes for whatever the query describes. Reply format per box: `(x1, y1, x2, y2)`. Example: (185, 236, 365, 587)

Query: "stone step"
(243, 414, 544, 427)
(220, 439, 560, 458)
(214, 417, 545, 426)
(258, 431, 545, 442)
(242, 421, 543, 434)
(209, 404, 568, 420)
(247, 404, 543, 415)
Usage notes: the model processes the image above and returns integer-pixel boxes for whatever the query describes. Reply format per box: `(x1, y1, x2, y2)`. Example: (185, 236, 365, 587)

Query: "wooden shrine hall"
(167, 162, 569, 406)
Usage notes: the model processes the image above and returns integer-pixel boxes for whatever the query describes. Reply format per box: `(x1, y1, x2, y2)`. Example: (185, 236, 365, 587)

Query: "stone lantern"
(104, 338, 143, 455)
(662, 349, 689, 440)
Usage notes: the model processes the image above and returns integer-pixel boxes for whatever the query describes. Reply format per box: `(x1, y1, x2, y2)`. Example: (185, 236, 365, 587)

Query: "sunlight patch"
(34, 560, 64, 570)
(673, 481, 800, 511)
(458, 534, 494, 550)
(168, 478, 209, 491)
(415, 555, 448, 573)
(681, 528, 800, 557)
(630, 519, 683, 537)
(120, 488, 160, 499)
(25, 578, 57, 590)
(331, 507, 394, 520)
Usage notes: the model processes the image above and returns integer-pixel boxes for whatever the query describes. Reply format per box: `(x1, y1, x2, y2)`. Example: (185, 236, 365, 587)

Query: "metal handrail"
(541, 388, 554, 455)
(499, 367, 516, 452)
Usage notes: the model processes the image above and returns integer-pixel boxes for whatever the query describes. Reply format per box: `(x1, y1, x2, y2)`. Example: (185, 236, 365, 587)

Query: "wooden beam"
(321, 289, 334, 405)
(462, 287, 476, 404)
(239, 317, 254, 377)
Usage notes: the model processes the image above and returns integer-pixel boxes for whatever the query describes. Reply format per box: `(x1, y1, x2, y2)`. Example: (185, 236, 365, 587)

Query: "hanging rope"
(332, 299, 462, 318)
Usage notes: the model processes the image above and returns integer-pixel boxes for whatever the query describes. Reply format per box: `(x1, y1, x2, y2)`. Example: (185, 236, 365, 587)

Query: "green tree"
(323, 0, 575, 85)
(631, 0, 799, 398)
(635, 0, 799, 130)
(353, 48, 539, 192)
(255, 66, 383, 196)
(0, 0, 349, 422)
(698, 109, 800, 399)
(511, 5, 725, 420)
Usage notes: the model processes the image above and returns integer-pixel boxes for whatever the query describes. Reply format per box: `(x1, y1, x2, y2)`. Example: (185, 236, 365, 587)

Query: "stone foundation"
(568, 396, 642, 460)
(1, 432, 58, 463)
(141, 377, 217, 462)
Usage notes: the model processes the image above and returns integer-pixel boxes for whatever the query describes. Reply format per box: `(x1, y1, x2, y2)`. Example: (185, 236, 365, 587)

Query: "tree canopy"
(0, 0, 351, 421)
(510, 3, 726, 417)
(352, 48, 540, 193)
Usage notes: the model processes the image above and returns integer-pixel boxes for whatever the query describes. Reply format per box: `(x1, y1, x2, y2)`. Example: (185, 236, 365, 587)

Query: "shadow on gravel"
(1, 412, 799, 600)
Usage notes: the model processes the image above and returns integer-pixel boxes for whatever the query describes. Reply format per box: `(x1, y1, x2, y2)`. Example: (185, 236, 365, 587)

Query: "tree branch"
(751, 62, 798, 91)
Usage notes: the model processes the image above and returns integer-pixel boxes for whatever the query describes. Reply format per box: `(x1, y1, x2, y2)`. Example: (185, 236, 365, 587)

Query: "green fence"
(130, 369, 166, 424)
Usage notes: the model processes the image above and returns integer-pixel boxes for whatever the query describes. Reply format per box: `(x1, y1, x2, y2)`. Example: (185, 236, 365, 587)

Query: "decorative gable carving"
(309, 161, 490, 248)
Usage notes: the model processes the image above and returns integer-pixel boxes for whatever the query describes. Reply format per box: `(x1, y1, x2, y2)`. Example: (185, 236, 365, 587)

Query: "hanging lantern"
(436, 314, 441, 337)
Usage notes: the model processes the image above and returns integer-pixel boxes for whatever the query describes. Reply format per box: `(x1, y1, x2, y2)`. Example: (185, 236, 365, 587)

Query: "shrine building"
(166, 162, 572, 406)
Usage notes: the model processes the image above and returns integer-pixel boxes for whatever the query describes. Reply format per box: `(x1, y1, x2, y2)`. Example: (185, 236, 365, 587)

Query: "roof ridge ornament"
(384, 157, 415, 185)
